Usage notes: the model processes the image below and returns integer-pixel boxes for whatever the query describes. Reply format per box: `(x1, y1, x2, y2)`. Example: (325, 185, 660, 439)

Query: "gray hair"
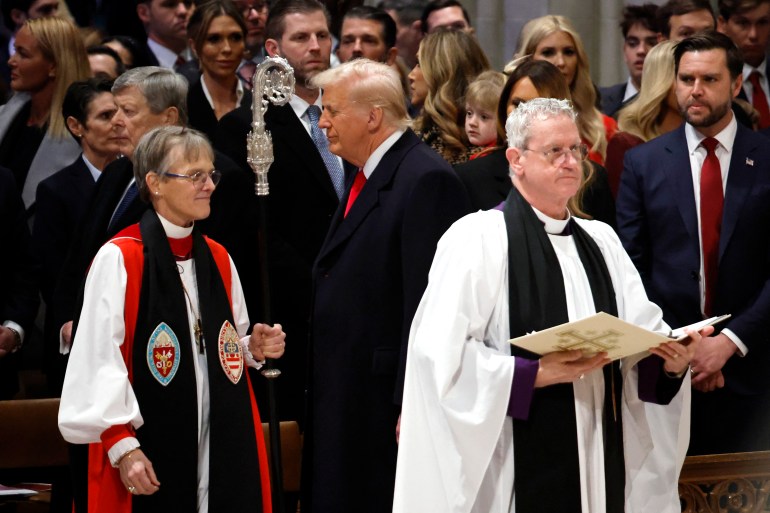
(112, 66, 189, 126)
(310, 58, 410, 131)
(505, 97, 577, 150)
(133, 126, 214, 202)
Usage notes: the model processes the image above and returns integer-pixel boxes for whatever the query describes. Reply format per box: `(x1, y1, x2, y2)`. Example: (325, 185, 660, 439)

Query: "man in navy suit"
(617, 31, 770, 454)
(718, 0, 770, 129)
(303, 59, 470, 513)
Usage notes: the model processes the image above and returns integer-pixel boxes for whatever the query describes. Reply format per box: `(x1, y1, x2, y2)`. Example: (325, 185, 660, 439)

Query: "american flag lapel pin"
(746, 157, 754, 166)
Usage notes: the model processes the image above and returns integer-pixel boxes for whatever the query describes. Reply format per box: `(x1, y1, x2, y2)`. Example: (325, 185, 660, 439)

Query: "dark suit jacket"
(32, 156, 96, 391)
(599, 82, 628, 117)
(454, 147, 617, 229)
(0, 167, 39, 399)
(214, 101, 353, 423)
(617, 123, 770, 396)
(304, 130, 470, 513)
(187, 78, 252, 142)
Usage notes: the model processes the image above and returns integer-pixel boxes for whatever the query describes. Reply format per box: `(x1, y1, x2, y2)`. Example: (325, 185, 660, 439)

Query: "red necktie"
(700, 137, 723, 317)
(748, 72, 770, 129)
(344, 170, 366, 218)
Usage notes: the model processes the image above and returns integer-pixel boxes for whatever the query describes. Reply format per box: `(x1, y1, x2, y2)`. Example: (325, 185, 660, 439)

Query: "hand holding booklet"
(509, 312, 730, 361)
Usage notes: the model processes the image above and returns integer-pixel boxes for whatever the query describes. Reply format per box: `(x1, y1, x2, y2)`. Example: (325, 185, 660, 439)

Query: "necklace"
(178, 265, 205, 354)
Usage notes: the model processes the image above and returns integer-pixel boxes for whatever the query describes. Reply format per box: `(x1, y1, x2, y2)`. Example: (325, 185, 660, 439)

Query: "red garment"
(85, 224, 272, 513)
(605, 131, 645, 198)
(586, 115, 618, 166)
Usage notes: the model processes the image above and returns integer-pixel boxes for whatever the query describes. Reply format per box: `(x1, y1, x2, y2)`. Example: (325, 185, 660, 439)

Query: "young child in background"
(464, 70, 505, 159)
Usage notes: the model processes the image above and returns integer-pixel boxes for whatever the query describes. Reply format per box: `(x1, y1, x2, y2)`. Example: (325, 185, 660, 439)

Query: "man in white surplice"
(394, 98, 710, 513)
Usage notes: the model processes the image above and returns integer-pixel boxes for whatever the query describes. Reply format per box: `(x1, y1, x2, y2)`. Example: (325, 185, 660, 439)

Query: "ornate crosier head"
(247, 56, 296, 196)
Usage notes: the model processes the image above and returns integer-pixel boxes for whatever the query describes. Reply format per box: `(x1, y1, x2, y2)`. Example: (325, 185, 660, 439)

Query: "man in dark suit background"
(600, 4, 660, 117)
(33, 78, 121, 394)
(303, 58, 470, 513)
(136, 0, 192, 69)
(718, 0, 770, 129)
(214, 0, 350, 425)
(617, 31, 770, 454)
(0, 167, 38, 399)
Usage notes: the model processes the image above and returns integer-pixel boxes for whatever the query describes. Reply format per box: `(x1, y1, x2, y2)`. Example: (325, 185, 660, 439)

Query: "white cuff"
(3, 320, 24, 344)
(721, 328, 748, 356)
(240, 336, 264, 370)
(108, 437, 140, 467)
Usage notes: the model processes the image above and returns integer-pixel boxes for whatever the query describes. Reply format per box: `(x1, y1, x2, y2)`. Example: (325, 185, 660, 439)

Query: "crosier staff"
(247, 56, 295, 513)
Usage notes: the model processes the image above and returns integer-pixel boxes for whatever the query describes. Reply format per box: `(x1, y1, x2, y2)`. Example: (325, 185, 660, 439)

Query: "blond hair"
(617, 41, 677, 142)
(464, 70, 505, 114)
(26, 17, 90, 139)
(311, 58, 410, 131)
(415, 29, 490, 159)
(515, 15, 608, 160)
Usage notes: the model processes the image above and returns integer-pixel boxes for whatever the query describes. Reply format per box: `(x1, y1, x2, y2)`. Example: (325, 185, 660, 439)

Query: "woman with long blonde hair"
(514, 15, 616, 165)
(0, 16, 90, 212)
(605, 41, 681, 196)
(408, 28, 490, 164)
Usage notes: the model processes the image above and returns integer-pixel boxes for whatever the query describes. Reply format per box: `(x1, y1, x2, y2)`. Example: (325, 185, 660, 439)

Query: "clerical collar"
(158, 213, 193, 238)
(531, 205, 571, 235)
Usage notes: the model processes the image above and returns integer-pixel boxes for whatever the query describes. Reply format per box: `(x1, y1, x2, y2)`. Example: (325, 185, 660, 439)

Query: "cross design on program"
(555, 329, 622, 354)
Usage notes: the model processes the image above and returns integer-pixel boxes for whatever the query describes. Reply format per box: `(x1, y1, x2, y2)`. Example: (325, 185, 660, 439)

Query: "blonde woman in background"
(515, 14, 616, 165)
(605, 41, 681, 197)
(0, 16, 90, 214)
(409, 28, 490, 164)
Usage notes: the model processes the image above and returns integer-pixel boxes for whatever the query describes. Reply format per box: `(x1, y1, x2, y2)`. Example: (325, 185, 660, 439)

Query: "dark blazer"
(214, 101, 353, 423)
(617, 123, 770, 451)
(599, 82, 628, 117)
(0, 167, 39, 399)
(454, 147, 617, 229)
(304, 130, 470, 513)
(187, 78, 253, 142)
(32, 156, 97, 392)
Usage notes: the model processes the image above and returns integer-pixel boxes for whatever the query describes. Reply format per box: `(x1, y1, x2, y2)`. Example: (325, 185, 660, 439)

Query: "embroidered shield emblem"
(147, 322, 180, 386)
(218, 320, 243, 384)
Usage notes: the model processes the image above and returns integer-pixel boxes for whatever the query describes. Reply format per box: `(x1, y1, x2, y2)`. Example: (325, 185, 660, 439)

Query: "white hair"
(505, 97, 577, 149)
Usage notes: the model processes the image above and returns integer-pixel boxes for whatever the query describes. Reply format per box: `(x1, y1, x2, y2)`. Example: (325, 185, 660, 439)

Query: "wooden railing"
(679, 451, 770, 512)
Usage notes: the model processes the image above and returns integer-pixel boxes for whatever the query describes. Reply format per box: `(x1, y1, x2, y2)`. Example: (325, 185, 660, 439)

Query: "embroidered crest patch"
(218, 320, 243, 384)
(147, 322, 180, 386)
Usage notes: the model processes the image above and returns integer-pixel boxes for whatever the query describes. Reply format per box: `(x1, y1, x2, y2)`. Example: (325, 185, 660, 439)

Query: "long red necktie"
(344, 170, 366, 218)
(748, 72, 770, 129)
(700, 137, 722, 317)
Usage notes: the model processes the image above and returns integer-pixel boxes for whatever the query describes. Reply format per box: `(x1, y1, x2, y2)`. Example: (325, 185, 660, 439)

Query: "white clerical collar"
(684, 113, 737, 156)
(531, 205, 571, 235)
(158, 213, 194, 238)
(147, 38, 180, 69)
(199, 74, 245, 110)
(362, 130, 405, 179)
(81, 154, 102, 181)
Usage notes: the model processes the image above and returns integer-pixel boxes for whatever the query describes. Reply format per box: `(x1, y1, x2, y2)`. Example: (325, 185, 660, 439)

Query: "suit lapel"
(268, 103, 339, 202)
(720, 125, 759, 259)
(0, 93, 29, 142)
(317, 131, 416, 262)
(667, 127, 699, 243)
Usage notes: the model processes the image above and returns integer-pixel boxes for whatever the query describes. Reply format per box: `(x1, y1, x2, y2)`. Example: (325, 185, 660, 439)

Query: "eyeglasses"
(523, 144, 588, 165)
(164, 170, 221, 188)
